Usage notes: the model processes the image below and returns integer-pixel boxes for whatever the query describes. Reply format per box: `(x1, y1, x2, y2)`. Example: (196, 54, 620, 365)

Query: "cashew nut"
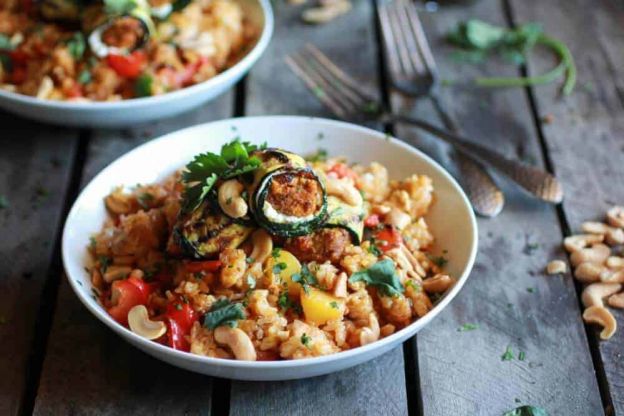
(607, 206, 624, 228)
(332, 272, 348, 298)
(607, 256, 624, 270)
(569, 243, 610, 267)
(573, 263, 605, 283)
(248, 289, 278, 317)
(581, 282, 622, 308)
(127, 305, 167, 340)
(385, 208, 411, 230)
(326, 177, 363, 207)
(546, 260, 567, 275)
(583, 305, 617, 340)
(249, 229, 273, 265)
(422, 274, 454, 293)
(600, 269, 624, 283)
(214, 326, 257, 361)
(218, 179, 248, 218)
(563, 234, 604, 253)
(400, 244, 426, 277)
(359, 312, 380, 346)
(582, 221, 624, 245)
(608, 292, 624, 309)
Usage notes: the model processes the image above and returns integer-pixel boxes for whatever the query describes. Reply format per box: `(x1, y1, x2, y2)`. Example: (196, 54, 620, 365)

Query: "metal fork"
(285, 45, 564, 204)
(378, 0, 504, 217)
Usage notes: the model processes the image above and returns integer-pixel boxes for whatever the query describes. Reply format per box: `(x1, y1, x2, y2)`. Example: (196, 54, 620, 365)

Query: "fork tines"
(378, 0, 437, 79)
(285, 44, 378, 119)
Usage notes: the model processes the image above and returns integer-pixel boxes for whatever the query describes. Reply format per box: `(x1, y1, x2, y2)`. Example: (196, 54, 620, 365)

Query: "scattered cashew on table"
(547, 205, 624, 340)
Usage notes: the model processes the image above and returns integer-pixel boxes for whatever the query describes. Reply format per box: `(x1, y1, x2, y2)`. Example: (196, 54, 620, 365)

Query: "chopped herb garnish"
(428, 254, 448, 268)
(518, 351, 526, 361)
(502, 405, 548, 416)
(134, 74, 153, 97)
(524, 242, 540, 255)
(182, 139, 264, 213)
(501, 345, 515, 361)
(291, 264, 318, 294)
(272, 262, 287, 275)
(405, 280, 422, 292)
(277, 291, 302, 314)
(457, 323, 479, 332)
(0, 195, 7, 209)
(137, 192, 154, 209)
(301, 333, 312, 348)
(305, 149, 328, 163)
(0, 34, 14, 51)
(98, 255, 112, 273)
(526, 287, 535, 293)
(271, 247, 281, 259)
(66, 32, 86, 60)
(246, 257, 255, 264)
(367, 240, 382, 256)
(246, 275, 256, 289)
(317, 132, 325, 140)
(77, 69, 91, 85)
(349, 259, 404, 297)
(89, 237, 96, 251)
(202, 298, 246, 329)
(175, 303, 183, 311)
(330, 301, 339, 309)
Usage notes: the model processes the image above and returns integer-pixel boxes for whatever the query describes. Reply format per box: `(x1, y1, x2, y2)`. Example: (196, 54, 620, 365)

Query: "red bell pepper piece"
(106, 51, 146, 79)
(185, 260, 222, 274)
(374, 226, 403, 252)
(364, 214, 380, 228)
(107, 277, 151, 326)
(165, 298, 198, 351)
(327, 163, 358, 181)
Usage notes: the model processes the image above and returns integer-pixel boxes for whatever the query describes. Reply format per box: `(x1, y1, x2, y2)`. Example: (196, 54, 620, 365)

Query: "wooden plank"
(388, 1, 603, 414)
(0, 114, 79, 416)
(509, 0, 624, 413)
(32, 95, 234, 416)
(229, 2, 408, 415)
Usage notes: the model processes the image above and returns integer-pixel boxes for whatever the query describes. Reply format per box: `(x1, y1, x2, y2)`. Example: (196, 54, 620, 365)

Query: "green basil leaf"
(203, 298, 246, 329)
(348, 259, 404, 296)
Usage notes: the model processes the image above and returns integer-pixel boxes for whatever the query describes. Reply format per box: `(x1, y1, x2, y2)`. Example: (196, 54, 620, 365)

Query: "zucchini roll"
(86, 0, 154, 58)
(323, 195, 364, 245)
(249, 149, 327, 237)
(174, 199, 253, 259)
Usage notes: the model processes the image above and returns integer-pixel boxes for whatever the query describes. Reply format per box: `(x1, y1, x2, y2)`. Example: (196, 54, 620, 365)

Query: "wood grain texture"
(32, 95, 233, 416)
(0, 114, 79, 416)
(229, 1, 408, 415)
(389, 0, 603, 414)
(509, 0, 624, 413)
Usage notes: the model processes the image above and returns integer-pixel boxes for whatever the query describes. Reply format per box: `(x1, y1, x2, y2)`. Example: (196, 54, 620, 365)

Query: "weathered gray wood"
(389, 1, 603, 414)
(509, 0, 624, 413)
(32, 95, 233, 415)
(0, 114, 79, 416)
(229, 1, 408, 415)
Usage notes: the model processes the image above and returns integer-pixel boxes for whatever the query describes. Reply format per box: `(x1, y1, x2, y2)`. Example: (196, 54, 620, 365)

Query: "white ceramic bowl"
(62, 116, 478, 380)
(0, 0, 273, 128)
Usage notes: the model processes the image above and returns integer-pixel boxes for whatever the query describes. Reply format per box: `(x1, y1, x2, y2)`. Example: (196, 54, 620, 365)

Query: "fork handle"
(386, 113, 564, 204)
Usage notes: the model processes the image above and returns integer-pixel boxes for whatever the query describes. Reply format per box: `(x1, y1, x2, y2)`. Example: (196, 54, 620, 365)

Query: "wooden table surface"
(1, 0, 623, 414)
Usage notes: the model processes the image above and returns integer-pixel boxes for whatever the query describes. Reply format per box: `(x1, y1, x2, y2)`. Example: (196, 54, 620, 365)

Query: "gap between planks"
(502, 0, 615, 413)
(18, 132, 91, 416)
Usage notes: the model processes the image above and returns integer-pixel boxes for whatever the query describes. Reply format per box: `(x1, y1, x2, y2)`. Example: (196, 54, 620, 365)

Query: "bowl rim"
(62, 115, 478, 370)
(0, 0, 274, 111)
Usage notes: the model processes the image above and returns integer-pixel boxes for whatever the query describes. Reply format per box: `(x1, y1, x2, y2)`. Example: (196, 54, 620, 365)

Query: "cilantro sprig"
(291, 264, 318, 294)
(348, 259, 404, 297)
(202, 298, 246, 329)
(181, 140, 265, 213)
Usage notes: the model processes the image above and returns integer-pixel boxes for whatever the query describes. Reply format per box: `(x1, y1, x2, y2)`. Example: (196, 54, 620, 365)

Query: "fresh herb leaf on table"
(446, 19, 576, 95)
(502, 405, 548, 416)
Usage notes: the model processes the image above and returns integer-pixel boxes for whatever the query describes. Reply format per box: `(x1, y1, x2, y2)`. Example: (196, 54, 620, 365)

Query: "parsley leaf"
(518, 351, 526, 361)
(246, 275, 256, 289)
(348, 259, 404, 297)
(502, 405, 548, 416)
(305, 148, 328, 163)
(457, 323, 479, 332)
(181, 140, 262, 213)
(202, 298, 246, 329)
(291, 264, 318, 293)
(428, 254, 448, 268)
(501, 345, 514, 361)
(301, 333, 311, 348)
(330, 301, 339, 309)
(271, 247, 281, 259)
(272, 262, 287, 275)
(77, 69, 91, 85)
(137, 192, 154, 209)
(66, 32, 85, 60)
